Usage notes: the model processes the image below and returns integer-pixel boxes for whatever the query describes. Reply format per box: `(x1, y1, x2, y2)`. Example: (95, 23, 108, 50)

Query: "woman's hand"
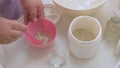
(21, 0, 44, 24)
(0, 17, 27, 44)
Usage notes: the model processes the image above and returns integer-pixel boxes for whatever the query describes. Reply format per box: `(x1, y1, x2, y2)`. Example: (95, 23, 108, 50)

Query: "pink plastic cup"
(25, 18, 57, 48)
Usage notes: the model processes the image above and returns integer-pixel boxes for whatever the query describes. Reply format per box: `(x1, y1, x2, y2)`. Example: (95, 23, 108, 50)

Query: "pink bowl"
(25, 18, 57, 48)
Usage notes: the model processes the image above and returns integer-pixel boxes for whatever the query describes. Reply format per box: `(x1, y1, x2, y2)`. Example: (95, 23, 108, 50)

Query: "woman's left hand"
(21, 0, 44, 24)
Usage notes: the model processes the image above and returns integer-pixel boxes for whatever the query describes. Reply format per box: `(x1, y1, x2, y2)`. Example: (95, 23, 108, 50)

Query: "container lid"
(17, 4, 61, 24)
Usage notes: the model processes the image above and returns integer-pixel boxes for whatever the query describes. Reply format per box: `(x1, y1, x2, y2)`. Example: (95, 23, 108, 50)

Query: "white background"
(0, 0, 119, 68)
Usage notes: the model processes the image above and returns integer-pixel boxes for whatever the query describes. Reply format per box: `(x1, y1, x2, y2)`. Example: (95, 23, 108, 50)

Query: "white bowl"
(52, 0, 107, 17)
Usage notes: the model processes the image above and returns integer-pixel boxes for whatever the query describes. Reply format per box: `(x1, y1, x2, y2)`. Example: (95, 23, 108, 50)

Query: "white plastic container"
(68, 16, 102, 59)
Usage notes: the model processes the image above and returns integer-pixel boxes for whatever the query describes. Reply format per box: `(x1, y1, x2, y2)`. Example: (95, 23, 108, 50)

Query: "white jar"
(68, 16, 102, 59)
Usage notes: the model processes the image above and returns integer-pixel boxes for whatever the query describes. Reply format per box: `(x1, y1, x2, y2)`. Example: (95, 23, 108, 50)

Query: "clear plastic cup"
(47, 50, 66, 68)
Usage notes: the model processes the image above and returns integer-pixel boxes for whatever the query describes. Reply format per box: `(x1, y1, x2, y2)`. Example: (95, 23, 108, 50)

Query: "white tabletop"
(1, 0, 119, 68)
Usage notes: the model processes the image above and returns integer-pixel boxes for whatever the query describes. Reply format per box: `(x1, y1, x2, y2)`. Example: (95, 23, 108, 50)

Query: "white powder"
(35, 32, 49, 45)
(72, 28, 95, 41)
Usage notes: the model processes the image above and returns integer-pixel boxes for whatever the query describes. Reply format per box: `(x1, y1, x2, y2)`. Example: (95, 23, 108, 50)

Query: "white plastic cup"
(68, 16, 102, 59)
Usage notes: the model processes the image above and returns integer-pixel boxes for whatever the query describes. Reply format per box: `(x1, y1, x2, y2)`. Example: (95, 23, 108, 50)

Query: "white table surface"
(1, 0, 119, 68)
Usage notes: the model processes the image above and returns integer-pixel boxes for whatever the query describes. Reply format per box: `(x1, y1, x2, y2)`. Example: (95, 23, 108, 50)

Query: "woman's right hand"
(0, 17, 27, 44)
(21, 0, 44, 24)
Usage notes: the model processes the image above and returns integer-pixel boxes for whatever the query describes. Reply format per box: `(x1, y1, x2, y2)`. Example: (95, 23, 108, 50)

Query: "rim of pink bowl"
(25, 18, 57, 48)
